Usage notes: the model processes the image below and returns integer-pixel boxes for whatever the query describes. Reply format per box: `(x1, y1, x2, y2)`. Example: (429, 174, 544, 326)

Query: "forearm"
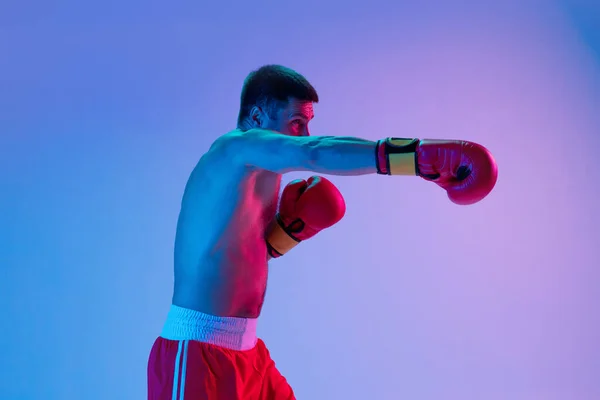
(306, 136, 378, 176)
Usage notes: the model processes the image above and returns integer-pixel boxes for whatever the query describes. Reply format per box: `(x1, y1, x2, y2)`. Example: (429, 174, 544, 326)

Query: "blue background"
(2, 1, 600, 399)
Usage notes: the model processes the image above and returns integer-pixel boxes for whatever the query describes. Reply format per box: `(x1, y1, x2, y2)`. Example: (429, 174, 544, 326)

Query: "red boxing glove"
(266, 176, 346, 258)
(376, 138, 498, 205)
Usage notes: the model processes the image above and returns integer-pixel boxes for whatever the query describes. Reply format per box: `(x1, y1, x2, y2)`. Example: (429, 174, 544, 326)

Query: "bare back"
(172, 132, 281, 318)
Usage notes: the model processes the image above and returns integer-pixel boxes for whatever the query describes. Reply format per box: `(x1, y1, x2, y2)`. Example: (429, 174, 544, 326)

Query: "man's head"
(237, 65, 319, 136)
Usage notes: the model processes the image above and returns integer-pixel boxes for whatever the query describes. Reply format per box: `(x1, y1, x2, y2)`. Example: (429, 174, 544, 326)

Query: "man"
(147, 65, 498, 400)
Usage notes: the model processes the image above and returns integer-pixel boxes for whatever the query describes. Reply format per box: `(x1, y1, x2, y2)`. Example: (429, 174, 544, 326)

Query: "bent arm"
(223, 129, 378, 175)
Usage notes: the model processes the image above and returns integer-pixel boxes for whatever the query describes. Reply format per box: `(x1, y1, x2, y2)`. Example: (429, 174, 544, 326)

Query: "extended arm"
(221, 129, 378, 176)
(218, 129, 498, 205)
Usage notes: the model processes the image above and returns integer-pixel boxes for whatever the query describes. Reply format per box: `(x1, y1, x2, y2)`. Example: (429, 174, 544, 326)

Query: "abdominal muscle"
(171, 158, 280, 319)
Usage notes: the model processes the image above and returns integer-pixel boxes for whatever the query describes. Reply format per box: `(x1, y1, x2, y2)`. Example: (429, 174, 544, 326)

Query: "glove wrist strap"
(376, 138, 420, 176)
(265, 215, 301, 258)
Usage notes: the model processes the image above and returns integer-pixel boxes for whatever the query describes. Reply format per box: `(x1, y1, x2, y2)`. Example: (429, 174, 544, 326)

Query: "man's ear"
(249, 106, 263, 127)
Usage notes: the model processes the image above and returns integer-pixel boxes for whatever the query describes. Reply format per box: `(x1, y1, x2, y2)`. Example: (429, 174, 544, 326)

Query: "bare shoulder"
(186, 130, 249, 190)
(204, 129, 274, 170)
(211, 128, 284, 150)
(209, 129, 246, 150)
(197, 130, 243, 167)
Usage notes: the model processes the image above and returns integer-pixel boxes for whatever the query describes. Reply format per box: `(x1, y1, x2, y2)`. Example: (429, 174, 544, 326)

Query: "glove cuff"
(265, 214, 301, 258)
(376, 138, 420, 176)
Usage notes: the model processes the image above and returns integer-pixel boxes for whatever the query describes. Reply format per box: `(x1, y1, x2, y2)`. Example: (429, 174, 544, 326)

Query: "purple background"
(2, 1, 599, 399)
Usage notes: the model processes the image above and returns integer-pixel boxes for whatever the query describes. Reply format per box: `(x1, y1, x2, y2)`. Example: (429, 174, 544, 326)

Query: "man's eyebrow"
(290, 112, 314, 120)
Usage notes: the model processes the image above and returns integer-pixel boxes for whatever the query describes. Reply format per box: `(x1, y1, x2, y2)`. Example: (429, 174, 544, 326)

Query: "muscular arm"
(220, 129, 378, 175)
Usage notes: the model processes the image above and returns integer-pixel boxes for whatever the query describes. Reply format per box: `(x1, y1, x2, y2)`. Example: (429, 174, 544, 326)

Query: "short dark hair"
(237, 65, 319, 125)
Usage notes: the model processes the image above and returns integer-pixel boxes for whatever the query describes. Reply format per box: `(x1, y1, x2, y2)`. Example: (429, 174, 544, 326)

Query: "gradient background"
(2, 0, 600, 399)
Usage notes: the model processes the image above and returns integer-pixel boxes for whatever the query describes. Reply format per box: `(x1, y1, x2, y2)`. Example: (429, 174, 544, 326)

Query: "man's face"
(262, 98, 314, 137)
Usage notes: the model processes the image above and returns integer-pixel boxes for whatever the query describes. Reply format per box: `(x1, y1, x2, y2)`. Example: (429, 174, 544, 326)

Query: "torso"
(172, 132, 281, 318)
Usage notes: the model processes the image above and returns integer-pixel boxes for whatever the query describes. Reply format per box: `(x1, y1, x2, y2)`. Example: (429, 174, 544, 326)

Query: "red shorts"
(147, 305, 295, 400)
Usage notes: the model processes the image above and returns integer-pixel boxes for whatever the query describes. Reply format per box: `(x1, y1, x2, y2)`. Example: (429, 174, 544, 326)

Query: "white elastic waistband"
(160, 305, 258, 351)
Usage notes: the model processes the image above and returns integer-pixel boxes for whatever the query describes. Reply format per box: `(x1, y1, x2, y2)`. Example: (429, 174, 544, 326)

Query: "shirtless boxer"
(147, 65, 498, 400)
